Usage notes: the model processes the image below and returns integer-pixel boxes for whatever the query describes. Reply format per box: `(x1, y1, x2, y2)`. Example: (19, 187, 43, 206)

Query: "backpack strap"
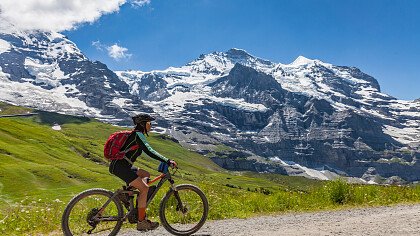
(123, 156, 134, 165)
(119, 144, 139, 165)
(119, 130, 140, 165)
(121, 144, 140, 153)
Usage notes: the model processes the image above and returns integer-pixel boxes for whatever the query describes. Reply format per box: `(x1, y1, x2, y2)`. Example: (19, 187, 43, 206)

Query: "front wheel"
(61, 188, 124, 236)
(159, 184, 209, 236)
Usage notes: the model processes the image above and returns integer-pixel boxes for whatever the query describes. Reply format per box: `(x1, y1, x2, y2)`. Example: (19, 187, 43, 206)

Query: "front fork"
(169, 180, 186, 213)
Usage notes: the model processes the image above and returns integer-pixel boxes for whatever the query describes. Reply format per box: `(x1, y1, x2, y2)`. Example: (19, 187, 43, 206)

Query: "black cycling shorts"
(109, 159, 139, 184)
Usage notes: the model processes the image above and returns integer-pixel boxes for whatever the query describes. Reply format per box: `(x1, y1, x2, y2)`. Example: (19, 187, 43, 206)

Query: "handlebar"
(158, 161, 178, 175)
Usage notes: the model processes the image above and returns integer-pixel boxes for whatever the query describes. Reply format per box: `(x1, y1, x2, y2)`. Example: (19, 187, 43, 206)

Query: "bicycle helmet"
(132, 113, 155, 125)
(132, 113, 155, 136)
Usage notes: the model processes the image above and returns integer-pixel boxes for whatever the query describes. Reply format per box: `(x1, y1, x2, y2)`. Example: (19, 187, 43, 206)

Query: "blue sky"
(64, 0, 420, 100)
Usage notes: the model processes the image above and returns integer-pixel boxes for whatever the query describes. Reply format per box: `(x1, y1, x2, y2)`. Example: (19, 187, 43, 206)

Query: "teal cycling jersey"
(119, 131, 170, 164)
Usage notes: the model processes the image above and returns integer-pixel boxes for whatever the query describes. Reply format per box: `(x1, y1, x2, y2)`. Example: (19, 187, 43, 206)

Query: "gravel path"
(110, 203, 420, 236)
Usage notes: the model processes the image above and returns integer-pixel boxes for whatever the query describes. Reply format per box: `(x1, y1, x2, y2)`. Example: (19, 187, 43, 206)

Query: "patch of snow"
(53, 84, 80, 97)
(270, 156, 282, 162)
(270, 157, 331, 180)
(360, 107, 393, 120)
(112, 97, 130, 107)
(396, 111, 420, 117)
(116, 71, 146, 95)
(294, 164, 330, 180)
(355, 88, 376, 97)
(323, 64, 371, 85)
(24, 58, 68, 87)
(40, 33, 85, 60)
(288, 56, 317, 67)
(52, 124, 62, 130)
(240, 130, 258, 134)
(317, 81, 346, 98)
(152, 127, 167, 134)
(0, 39, 11, 54)
(45, 32, 64, 41)
(0, 77, 103, 117)
(211, 131, 229, 136)
(131, 83, 140, 95)
(383, 125, 420, 145)
(389, 100, 413, 109)
(104, 80, 111, 89)
(209, 96, 268, 112)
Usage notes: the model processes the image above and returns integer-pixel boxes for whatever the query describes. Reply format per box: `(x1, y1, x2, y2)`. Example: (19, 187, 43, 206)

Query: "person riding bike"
(108, 113, 177, 231)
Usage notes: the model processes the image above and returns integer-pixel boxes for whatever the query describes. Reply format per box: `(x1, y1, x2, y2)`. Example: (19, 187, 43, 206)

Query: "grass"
(0, 102, 419, 235)
(0, 102, 33, 116)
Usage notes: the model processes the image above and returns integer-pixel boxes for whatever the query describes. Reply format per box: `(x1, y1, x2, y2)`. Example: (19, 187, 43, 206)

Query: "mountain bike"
(61, 163, 209, 236)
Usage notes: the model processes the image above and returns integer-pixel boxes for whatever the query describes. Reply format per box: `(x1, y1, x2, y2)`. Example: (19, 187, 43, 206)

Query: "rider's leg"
(129, 176, 159, 231)
(129, 177, 148, 221)
(135, 169, 150, 220)
(136, 169, 150, 179)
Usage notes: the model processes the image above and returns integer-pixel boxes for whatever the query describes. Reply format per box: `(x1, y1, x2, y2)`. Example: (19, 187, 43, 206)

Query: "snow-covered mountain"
(0, 27, 149, 123)
(117, 48, 419, 147)
(1, 29, 419, 183)
(115, 49, 420, 182)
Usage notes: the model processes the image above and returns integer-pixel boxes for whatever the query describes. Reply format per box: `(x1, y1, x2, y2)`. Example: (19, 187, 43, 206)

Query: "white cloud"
(107, 44, 132, 60)
(0, 0, 151, 33)
(92, 41, 105, 51)
(93, 41, 132, 61)
(131, 0, 151, 7)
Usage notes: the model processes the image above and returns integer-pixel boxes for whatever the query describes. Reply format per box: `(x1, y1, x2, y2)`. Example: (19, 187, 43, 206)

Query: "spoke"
(164, 188, 205, 230)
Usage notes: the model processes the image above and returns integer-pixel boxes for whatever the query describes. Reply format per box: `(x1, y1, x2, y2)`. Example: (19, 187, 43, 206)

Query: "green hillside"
(0, 102, 419, 235)
(0, 103, 310, 203)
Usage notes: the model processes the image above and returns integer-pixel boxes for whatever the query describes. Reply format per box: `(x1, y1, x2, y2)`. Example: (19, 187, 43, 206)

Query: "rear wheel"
(159, 184, 209, 236)
(61, 188, 124, 236)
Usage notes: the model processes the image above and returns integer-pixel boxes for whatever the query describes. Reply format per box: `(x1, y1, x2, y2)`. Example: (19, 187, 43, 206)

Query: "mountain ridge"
(1, 30, 419, 182)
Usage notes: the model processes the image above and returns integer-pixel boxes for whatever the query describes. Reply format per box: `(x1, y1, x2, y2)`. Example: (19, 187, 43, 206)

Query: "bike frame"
(94, 169, 180, 222)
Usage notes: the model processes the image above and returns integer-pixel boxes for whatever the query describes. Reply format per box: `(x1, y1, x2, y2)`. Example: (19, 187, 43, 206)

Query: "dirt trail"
(112, 203, 420, 236)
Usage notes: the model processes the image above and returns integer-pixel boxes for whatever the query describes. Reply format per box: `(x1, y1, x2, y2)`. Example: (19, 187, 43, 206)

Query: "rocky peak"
(225, 48, 252, 57)
(224, 48, 274, 67)
(289, 55, 319, 66)
(224, 48, 270, 64)
(225, 63, 281, 89)
(210, 63, 284, 105)
(185, 48, 275, 75)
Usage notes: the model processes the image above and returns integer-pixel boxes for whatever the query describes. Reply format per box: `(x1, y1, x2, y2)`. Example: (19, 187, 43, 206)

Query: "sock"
(138, 207, 146, 221)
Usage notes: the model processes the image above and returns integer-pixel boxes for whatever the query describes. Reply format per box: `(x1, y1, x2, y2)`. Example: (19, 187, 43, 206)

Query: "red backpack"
(104, 130, 139, 161)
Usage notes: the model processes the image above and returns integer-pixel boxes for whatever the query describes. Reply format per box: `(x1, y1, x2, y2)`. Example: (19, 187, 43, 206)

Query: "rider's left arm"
(136, 132, 170, 164)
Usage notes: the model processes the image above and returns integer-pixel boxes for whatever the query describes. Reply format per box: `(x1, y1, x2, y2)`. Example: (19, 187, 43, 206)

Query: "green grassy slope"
(0, 107, 225, 203)
(0, 102, 318, 203)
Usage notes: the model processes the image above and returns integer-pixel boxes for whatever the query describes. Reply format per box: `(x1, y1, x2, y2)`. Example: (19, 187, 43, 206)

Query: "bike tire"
(61, 188, 124, 236)
(159, 184, 209, 236)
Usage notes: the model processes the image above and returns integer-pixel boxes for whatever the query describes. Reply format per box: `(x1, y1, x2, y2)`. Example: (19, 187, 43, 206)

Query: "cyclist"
(109, 113, 177, 231)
